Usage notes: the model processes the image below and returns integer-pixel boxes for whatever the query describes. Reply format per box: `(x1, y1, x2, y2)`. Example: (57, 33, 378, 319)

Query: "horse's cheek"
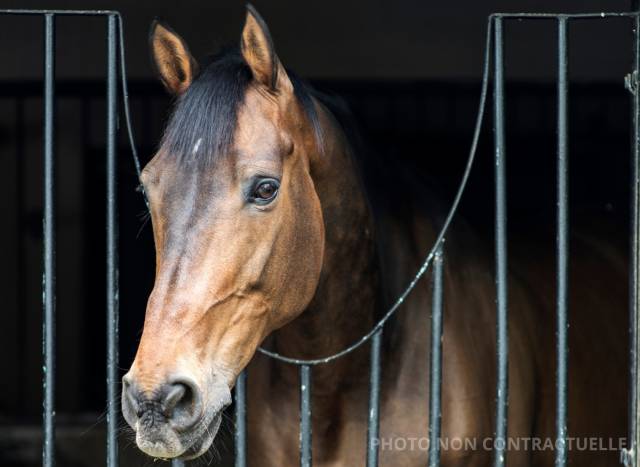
(297, 180, 325, 302)
(272, 177, 324, 327)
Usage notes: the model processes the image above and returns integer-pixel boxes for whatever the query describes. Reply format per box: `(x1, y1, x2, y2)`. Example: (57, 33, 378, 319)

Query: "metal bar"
(171, 460, 185, 467)
(627, 10, 640, 467)
(106, 13, 119, 467)
(0, 9, 119, 15)
(492, 12, 640, 19)
(555, 16, 569, 467)
(42, 13, 56, 467)
(492, 16, 509, 467)
(6, 10, 634, 19)
(300, 365, 312, 467)
(16, 98, 27, 413)
(366, 330, 382, 467)
(428, 247, 444, 467)
(235, 370, 247, 467)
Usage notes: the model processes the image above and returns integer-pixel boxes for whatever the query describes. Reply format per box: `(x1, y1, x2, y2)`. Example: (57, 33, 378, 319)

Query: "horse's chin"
(135, 410, 224, 461)
(179, 412, 223, 460)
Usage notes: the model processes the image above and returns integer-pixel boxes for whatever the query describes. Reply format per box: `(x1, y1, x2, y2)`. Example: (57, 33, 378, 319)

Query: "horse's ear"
(149, 19, 199, 95)
(240, 4, 292, 94)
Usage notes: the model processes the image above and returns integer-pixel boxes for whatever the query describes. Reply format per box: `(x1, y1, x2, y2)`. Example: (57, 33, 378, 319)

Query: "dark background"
(0, 0, 636, 465)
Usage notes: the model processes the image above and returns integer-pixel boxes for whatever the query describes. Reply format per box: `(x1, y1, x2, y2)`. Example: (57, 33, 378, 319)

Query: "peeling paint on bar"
(428, 248, 444, 467)
(300, 365, 312, 467)
(492, 15, 509, 467)
(235, 370, 247, 467)
(555, 16, 569, 467)
(366, 331, 382, 467)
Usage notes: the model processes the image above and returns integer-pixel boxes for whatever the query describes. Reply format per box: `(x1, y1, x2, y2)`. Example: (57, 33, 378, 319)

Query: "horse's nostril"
(164, 384, 186, 411)
(162, 379, 201, 431)
(121, 375, 202, 431)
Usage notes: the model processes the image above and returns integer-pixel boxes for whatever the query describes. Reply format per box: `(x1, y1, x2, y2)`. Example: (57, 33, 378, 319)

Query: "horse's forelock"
(160, 47, 324, 169)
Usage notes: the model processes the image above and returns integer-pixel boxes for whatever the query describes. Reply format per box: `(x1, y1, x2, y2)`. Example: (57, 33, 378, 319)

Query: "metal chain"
(118, 16, 493, 366)
(117, 14, 150, 211)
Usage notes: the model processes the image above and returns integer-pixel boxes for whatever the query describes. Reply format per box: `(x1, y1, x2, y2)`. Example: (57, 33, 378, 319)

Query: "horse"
(121, 5, 628, 465)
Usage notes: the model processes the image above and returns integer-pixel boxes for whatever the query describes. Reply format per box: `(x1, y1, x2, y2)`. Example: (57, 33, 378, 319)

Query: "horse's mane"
(310, 87, 456, 323)
(160, 46, 323, 167)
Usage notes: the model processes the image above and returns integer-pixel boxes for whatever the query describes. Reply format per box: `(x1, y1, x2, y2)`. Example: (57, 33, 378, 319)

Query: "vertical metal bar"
(629, 11, 640, 467)
(492, 16, 509, 467)
(42, 12, 56, 467)
(16, 98, 28, 413)
(171, 460, 185, 467)
(428, 247, 444, 467)
(555, 16, 569, 467)
(300, 365, 312, 467)
(106, 13, 119, 467)
(235, 370, 247, 467)
(366, 330, 382, 467)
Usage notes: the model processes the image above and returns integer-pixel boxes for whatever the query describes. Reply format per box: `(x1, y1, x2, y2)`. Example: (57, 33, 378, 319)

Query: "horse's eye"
(252, 180, 279, 203)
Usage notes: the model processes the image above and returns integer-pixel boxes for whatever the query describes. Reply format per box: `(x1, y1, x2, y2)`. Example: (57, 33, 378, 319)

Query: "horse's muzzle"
(121, 373, 225, 458)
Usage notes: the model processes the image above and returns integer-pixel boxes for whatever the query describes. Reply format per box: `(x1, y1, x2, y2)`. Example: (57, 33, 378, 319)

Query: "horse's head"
(122, 6, 326, 459)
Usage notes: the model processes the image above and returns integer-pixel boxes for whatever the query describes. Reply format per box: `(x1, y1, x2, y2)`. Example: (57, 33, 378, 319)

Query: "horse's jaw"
(177, 410, 224, 460)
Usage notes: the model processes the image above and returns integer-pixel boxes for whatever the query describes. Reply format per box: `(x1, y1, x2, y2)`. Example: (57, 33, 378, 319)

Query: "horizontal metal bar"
(0, 9, 636, 18)
(366, 331, 382, 467)
(300, 365, 312, 467)
(0, 9, 119, 15)
(42, 12, 56, 467)
(235, 370, 247, 467)
(8, 9, 634, 19)
(428, 248, 444, 467)
(492, 11, 639, 19)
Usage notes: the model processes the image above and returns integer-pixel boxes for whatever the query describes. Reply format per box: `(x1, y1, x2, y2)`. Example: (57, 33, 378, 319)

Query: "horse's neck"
(271, 105, 379, 394)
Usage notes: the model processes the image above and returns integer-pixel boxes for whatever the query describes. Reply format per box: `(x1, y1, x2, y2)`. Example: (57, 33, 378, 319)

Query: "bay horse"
(122, 5, 628, 465)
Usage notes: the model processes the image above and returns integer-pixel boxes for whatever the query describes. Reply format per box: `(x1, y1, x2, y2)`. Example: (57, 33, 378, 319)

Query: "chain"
(118, 16, 493, 366)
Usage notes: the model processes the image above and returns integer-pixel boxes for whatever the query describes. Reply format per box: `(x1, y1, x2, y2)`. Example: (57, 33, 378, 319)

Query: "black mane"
(160, 47, 321, 166)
